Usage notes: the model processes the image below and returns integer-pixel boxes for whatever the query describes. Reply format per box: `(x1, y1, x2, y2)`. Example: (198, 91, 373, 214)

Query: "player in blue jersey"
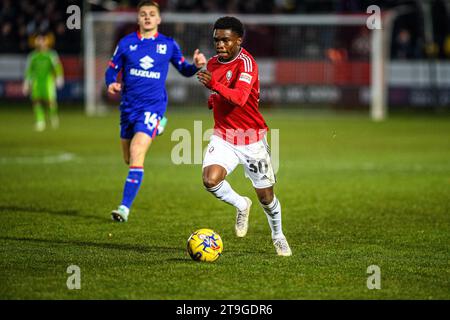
(105, 0, 206, 222)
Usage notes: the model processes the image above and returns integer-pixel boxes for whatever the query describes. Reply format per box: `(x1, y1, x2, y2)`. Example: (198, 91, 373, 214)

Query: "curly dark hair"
(213, 16, 244, 38)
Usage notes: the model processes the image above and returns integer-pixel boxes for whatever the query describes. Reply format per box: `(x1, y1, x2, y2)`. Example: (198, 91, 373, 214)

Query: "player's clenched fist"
(197, 70, 214, 89)
(193, 49, 207, 68)
(108, 82, 122, 95)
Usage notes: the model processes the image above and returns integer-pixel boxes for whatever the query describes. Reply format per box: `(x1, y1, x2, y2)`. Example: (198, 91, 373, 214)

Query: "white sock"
(261, 196, 284, 239)
(118, 205, 129, 214)
(206, 180, 247, 211)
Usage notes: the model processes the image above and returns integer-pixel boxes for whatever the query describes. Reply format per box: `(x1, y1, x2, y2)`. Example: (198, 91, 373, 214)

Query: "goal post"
(371, 27, 387, 121)
(84, 12, 388, 120)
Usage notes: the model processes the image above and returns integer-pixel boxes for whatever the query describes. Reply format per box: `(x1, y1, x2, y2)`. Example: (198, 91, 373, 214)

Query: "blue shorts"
(120, 110, 162, 140)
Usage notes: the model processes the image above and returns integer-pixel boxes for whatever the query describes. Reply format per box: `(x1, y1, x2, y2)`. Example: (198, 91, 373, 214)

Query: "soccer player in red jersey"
(197, 17, 291, 256)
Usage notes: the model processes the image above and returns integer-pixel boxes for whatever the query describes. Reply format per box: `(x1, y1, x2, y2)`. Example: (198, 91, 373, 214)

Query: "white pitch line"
(0, 152, 77, 165)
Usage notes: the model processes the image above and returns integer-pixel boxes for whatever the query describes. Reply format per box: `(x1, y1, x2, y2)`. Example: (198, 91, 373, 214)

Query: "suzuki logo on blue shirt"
(140, 56, 154, 70)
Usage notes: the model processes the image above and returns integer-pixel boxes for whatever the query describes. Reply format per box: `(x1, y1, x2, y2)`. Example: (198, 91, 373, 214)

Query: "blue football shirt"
(105, 31, 199, 116)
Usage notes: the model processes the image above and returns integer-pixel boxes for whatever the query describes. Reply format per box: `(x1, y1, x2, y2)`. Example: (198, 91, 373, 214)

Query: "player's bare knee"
(258, 193, 274, 206)
(259, 197, 273, 206)
(203, 176, 223, 190)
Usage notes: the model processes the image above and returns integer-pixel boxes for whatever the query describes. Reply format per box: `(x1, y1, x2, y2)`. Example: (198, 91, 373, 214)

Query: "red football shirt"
(206, 48, 268, 145)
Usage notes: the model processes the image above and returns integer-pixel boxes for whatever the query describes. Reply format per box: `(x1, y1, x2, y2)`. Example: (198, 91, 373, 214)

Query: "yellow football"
(187, 228, 223, 262)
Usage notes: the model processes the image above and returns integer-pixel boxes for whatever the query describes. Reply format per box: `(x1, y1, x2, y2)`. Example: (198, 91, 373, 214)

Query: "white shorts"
(202, 134, 276, 189)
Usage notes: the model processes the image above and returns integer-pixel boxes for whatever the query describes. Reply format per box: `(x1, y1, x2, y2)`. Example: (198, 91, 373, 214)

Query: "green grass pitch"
(0, 107, 449, 299)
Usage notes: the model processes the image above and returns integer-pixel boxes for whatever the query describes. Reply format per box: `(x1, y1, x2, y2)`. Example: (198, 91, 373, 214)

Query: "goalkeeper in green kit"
(23, 33, 64, 131)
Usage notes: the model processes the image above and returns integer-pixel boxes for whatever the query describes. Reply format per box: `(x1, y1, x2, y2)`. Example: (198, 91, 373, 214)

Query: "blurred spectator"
(18, 23, 29, 52)
(1, 20, 19, 52)
(392, 28, 416, 59)
(444, 35, 450, 59)
(0, 0, 81, 54)
(302, 27, 322, 59)
(54, 21, 70, 52)
(0, 0, 447, 60)
(273, 0, 296, 13)
(327, 47, 348, 62)
(350, 27, 371, 60)
(0, 0, 17, 21)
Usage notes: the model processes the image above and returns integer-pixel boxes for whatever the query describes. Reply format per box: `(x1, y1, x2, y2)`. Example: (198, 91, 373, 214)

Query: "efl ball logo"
(187, 228, 223, 262)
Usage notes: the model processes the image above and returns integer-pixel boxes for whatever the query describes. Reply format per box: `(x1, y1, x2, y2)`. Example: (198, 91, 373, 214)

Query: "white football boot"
(35, 121, 45, 132)
(111, 205, 129, 222)
(273, 236, 292, 256)
(235, 197, 252, 237)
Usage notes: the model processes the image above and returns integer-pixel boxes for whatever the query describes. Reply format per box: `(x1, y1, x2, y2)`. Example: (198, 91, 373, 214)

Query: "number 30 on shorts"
(246, 159, 269, 174)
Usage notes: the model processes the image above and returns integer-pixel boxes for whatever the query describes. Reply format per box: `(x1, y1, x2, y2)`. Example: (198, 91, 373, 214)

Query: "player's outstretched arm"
(170, 41, 205, 77)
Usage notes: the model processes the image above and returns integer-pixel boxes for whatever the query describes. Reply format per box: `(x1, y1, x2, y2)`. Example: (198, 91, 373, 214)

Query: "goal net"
(84, 13, 386, 120)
